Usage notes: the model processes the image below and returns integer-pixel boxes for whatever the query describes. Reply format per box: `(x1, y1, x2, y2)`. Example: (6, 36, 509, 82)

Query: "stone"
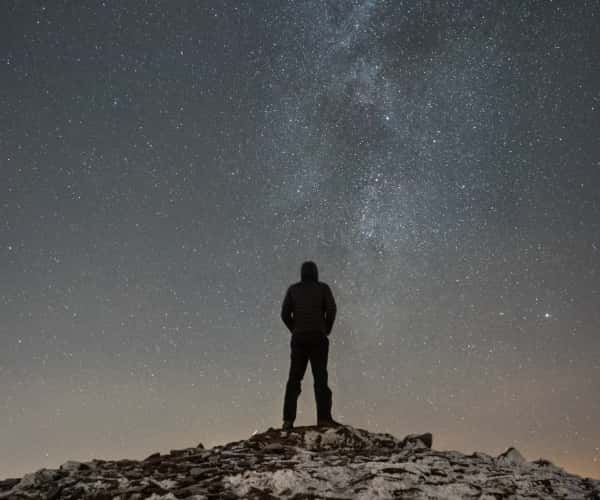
(0, 479, 20, 491)
(496, 447, 526, 467)
(143, 452, 161, 462)
(18, 468, 60, 488)
(402, 432, 433, 449)
(2, 424, 598, 500)
(190, 467, 204, 477)
(262, 443, 285, 453)
(59, 460, 86, 472)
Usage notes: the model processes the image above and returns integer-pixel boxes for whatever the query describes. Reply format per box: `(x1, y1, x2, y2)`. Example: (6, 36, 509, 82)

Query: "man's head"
(301, 261, 319, 282)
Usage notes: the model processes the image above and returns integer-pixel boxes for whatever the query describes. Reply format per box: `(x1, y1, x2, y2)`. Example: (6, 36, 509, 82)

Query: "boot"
(317, 418, 343, 428)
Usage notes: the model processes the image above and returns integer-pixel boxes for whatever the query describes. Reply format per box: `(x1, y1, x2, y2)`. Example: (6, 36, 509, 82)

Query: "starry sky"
(1, 0, 599, 481)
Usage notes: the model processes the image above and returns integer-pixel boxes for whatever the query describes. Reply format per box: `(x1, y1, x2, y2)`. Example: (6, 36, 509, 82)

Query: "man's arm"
(281, 286, 294, 333)
(323, 284, 337, 335)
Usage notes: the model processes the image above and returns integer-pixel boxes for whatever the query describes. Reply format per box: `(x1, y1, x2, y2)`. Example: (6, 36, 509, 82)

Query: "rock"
(197, 442, 205, 449)
(2, 424, 598, 500)
(497, 446, 526, 466)
(143, 452, 161, 462)
(262, 443, 285, 453)
(190, 467, 204, 477)
(402, 432, 433, 449)
(0, 478, 20, 490)
(470, 451, 494, 462)
(531, 457, 565, 473)
(169, 448, 189, 457)
(18, 468, 60, 488)
(59, 460, 87, 472)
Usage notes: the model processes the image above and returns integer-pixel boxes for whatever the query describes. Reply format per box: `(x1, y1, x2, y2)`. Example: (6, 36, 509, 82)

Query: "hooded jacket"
(281, 261, 337, 336)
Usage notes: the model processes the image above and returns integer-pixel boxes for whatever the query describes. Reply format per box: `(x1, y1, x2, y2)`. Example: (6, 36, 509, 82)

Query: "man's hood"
(301, 261, 319, 282)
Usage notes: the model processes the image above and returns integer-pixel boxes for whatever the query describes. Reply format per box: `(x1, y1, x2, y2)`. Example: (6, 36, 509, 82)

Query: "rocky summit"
(1, 424, 599, 499)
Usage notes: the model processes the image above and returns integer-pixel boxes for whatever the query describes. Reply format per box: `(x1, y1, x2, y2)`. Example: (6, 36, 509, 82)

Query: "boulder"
(496, 446, 526, 467)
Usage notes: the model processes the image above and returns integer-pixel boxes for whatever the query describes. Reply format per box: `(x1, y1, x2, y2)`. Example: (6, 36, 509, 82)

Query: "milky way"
(1, 1, 599, 480)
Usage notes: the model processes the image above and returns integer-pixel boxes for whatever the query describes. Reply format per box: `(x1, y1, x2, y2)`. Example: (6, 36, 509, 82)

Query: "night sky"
(2, 0, 599, 480)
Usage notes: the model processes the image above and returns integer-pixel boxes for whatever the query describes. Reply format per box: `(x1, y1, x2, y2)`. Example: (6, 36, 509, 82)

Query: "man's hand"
(323, 284, 337, 335)
(281, 286, 294, 333)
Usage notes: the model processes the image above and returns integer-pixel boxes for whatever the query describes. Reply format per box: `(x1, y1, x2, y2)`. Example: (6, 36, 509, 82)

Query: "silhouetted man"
(281, 261, 338, 430)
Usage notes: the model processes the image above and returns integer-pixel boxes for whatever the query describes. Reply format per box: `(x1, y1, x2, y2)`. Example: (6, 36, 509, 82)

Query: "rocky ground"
(1, 424, 599, 499)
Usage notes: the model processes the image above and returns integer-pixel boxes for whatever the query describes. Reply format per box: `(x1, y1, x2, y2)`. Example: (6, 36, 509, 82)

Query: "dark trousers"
(283, 333, 333, 423)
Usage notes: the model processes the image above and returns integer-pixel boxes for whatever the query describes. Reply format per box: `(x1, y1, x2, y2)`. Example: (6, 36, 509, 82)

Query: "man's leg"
(310, 335, 333, 422)
(283, 335, 310, 424)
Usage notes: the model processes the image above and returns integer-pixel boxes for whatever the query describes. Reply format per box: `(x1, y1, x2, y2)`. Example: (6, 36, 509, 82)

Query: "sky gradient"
(1, 0, 599, 480)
